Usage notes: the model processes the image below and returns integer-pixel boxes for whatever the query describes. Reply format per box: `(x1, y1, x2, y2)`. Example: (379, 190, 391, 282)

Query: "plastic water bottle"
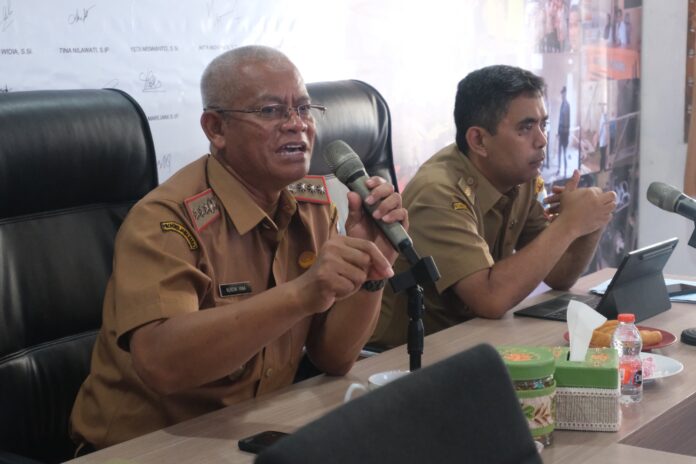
(611, 313, 643, 403)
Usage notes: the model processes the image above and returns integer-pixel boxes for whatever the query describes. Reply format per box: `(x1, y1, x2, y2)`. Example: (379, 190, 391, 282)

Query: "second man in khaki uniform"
(372, 65, 616, 349)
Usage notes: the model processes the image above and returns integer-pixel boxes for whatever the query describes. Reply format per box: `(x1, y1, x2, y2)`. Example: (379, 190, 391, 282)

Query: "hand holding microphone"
(323, 141, 439, 370)
(286, 140, 410, 311)
(323, 140, 413, 264)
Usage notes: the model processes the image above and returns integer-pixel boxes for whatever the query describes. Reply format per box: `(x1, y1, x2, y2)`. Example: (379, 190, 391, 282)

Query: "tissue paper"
(567, 300, 607, 362)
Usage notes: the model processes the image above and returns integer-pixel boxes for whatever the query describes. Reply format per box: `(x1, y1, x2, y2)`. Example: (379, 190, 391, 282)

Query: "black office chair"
(0, 89, 158, 463)
(308, 79, 397, 187)
(308, 79, 398, 233)
(257, 343, 542, 464)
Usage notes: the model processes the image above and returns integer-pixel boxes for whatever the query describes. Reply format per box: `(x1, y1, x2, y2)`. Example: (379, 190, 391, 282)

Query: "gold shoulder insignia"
(463, 177, 477, 201)
(288, 175, 331, 205)
(452, 201, 470, 212)
(462, 185, 475, 202)
(534, 176, 545, 196)
(184, 188, 220, 232)
(161, 221, 199, 250)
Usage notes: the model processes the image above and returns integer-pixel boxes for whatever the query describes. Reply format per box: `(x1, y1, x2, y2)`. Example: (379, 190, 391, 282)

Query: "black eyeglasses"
(205, 103, 326, 122)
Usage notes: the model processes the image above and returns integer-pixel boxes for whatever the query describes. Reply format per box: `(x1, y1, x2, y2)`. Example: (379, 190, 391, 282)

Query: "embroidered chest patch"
(184, 188, 221, 232)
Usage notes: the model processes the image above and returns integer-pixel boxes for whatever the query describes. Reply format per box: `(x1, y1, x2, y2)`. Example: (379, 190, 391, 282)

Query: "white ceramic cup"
(343, 369, 409, 403)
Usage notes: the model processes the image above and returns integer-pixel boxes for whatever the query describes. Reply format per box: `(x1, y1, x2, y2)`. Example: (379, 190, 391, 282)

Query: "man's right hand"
(293, 236, 394, 315)
(542, 169, 616, 237)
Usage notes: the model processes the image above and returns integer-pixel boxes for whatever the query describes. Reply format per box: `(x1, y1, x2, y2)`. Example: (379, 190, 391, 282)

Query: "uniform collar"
(207, 155, 298, 235)
(457, 152, 505, 214)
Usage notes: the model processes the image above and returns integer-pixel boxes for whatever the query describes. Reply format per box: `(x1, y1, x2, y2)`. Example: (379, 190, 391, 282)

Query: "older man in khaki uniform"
(371, 65, 615, 349)
(70, 45, 407, 451)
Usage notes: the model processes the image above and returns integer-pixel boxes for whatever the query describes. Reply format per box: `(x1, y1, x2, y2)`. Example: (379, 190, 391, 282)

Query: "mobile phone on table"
(666, 283, 696, 297)
(238, 430, 290, 454)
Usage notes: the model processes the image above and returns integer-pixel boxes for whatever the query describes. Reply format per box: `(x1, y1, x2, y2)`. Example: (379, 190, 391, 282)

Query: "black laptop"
(513, 237, 679, 323)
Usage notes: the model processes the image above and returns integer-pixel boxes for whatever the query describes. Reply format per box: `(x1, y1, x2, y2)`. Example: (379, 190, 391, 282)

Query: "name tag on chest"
(219, 282, 252, 297)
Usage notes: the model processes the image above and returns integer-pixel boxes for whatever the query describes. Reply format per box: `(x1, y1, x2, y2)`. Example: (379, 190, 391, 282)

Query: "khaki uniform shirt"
(70, 155, 337, 449)
(371, 144, 548, 349)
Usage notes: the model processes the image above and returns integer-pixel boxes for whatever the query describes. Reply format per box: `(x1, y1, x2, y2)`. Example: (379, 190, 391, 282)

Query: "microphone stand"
(681, 223, 696, 345)
(388, 247, 440, 371)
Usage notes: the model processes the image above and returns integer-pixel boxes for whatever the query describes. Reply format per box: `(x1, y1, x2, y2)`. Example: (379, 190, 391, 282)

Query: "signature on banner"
(207, 0, 238, 26)
(157, 153, 173, 174)
(68, 4, 95, 24)
(139, 70, 165, 93)
(1, 0, 14, 32)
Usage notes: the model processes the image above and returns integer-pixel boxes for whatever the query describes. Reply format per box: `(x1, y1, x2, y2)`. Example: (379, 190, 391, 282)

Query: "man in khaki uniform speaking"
(70, 45, 407, 452)
(371, 65, 615, 350)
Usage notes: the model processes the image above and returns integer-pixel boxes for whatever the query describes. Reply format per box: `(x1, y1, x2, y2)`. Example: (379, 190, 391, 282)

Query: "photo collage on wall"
(528, 0, 641, 271)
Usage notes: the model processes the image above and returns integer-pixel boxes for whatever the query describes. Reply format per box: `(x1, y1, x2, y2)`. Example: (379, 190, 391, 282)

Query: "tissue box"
(497, 346, 557, 445)
(550, 347, 621, 432)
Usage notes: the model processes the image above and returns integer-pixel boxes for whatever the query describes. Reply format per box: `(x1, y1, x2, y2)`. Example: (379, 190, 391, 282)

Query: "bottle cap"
(617, 313, 636, 323)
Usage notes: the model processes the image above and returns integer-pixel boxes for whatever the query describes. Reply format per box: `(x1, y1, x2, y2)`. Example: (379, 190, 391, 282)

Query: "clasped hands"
(543, 170, 617, 236)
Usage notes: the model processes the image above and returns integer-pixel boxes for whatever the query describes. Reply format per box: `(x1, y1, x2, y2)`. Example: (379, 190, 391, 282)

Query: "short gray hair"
(200, 45, 292, 109)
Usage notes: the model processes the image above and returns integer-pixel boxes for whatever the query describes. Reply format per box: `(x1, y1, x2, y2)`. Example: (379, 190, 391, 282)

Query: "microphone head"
(323, 140, 367, 184)
(647, 181, 681, 212)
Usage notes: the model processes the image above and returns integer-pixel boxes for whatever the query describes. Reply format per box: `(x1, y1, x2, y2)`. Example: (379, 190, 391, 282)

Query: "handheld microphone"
(323, 140, 418, 264)
(647, 182, 696, 221)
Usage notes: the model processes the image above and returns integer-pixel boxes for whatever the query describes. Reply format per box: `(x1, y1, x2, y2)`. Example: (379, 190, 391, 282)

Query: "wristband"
(361, 279, 387, 292)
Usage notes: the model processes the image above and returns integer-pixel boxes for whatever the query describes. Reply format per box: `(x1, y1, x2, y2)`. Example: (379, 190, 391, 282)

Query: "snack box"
(549, 346, 621, 432)
(497, 346, 557, 445)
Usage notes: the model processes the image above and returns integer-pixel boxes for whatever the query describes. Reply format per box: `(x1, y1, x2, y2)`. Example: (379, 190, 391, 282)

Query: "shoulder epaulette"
(288, 175, 331, 205)
(184, 188, 221, 231)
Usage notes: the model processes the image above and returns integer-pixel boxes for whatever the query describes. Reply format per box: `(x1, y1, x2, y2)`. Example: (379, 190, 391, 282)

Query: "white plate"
(640, 352, 684, 381)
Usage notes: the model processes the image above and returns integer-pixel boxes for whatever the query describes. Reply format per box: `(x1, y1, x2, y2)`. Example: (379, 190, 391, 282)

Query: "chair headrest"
(307, 80, 396, 189)
(0, 89, 158, 219)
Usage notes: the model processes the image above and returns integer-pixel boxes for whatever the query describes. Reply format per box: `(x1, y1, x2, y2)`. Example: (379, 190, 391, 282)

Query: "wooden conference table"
(69, 269, 696, 463)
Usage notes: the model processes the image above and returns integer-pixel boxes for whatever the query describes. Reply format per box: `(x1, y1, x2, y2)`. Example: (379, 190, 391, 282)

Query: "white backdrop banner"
(0, 0, 542, 183)
(1, 0, 642, 271)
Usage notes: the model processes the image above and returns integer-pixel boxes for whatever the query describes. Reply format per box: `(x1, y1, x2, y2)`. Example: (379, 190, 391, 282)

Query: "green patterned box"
(549, 347, 620, 432)
(550, 347, 619, 389)
(497, 346, 556, 445)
